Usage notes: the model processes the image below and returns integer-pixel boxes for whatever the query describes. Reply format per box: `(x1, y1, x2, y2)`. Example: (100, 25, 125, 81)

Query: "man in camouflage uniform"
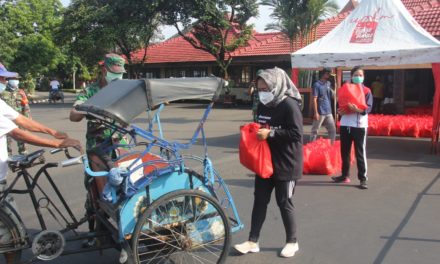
(0, 77, 31, 154)
(69, 53, 126, 247)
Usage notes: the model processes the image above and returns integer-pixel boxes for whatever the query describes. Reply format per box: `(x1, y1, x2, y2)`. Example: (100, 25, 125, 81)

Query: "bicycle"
(0, 77, 243, 264)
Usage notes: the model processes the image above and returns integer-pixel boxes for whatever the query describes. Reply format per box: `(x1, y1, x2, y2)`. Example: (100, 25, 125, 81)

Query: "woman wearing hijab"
(234, 67, 303, 258)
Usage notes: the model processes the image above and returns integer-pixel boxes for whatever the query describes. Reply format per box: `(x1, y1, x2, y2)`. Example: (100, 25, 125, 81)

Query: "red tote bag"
(239, 123, 273, 178)
(338, 83, 368, 114)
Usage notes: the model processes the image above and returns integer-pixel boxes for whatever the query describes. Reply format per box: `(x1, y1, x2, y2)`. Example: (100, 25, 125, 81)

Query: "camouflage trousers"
(6, 112, 30, 155)
(6, 136, 26, 156)
(83, 150, 114, 232)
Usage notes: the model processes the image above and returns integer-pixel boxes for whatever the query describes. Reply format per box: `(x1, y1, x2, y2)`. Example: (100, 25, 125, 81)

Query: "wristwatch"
(269, 128, 275, 138)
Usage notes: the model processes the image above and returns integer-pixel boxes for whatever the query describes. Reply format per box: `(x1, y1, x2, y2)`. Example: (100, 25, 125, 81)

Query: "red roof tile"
(340, 0, 359, 14)
(134, 0, 440, 64)
(131, 35, 215, 64)
(402, 0, 439, 8)
(412, 5, 440, 37)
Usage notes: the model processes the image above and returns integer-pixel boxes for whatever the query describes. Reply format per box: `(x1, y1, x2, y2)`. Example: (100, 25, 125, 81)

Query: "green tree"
(163, 0, 258, 79)
(262, 0, 338, 51)
(60, 0, 163, 77)
(12, 34, 63, 76)
(0, 0, 64, 75)
(58, 0, 114, 68)
(304, 0, 338, 41)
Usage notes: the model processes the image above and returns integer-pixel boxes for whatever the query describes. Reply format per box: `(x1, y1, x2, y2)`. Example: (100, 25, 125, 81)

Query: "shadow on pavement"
(298, 180, 359, 188)
(390, 162, 440, 169)
(368, 137, 432, 161)
(373, 172, 440, 264)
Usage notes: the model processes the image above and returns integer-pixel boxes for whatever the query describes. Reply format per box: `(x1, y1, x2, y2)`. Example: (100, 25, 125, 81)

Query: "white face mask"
(105, 72, 123, 83)
(0, 82, 6, 93)
(259, 91, 274, 105)
(8, 79, 19, 89)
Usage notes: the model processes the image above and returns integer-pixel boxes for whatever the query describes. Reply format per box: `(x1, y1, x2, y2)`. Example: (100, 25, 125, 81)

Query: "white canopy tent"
(291, 0, 440, 151)
(291, 0, 440, 69)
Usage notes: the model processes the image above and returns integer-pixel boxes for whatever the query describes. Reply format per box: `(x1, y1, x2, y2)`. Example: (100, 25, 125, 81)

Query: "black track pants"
(340, 126, 368, 181)
(249, 176, 297, 243)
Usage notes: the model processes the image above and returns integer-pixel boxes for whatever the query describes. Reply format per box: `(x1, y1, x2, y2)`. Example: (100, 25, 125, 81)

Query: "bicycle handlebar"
(60, 156, 84, 167)
(50, 147, 78, 159)
(50, 148, 64, 155)
(60, 155, 109, 177)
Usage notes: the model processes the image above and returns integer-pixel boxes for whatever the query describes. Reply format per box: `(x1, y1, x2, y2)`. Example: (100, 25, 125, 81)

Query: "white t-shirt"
(50, 80, 60, 90)
(340, 112, 369, 128)
(0, 99, 19, 181)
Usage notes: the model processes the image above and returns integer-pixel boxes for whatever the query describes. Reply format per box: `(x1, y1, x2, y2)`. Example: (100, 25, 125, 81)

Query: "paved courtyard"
(6, 92, 440, 264)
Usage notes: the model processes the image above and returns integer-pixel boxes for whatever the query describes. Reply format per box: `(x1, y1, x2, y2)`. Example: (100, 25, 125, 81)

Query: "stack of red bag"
(303, 138, 355, 175)
(368, 114, 432, 138)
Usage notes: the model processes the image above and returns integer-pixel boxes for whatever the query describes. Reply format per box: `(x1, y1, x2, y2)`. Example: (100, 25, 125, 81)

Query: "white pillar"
(73, 69, 76, 91)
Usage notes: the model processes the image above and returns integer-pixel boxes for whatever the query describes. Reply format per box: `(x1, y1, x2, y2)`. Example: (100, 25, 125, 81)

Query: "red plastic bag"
(390, 121, 404, 137)
(239, 123, 273, 178)
(307, 140, 335, 175)
(338, 83, 368, 114)
(303, 146, 311, 175)
(368, 121, 378, 136)
(302, 139, 355, 175)
(420, 123, 432, 138)
(405, 122, 420, 138)
(378, 121, 391, 136)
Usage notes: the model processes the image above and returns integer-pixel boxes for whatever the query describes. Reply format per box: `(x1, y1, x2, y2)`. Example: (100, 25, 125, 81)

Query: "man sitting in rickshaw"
(69, 53, 127, 247)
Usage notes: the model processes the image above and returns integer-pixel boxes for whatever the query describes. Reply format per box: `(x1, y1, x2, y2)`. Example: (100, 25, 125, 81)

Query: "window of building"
(141, 69, 160, 79)
(227, 66, 252, 88)
(241, 66, 251, 84)
(145, 72, 156, 79)
(165, 67, 207, 78)
(193, 69, 207, 77)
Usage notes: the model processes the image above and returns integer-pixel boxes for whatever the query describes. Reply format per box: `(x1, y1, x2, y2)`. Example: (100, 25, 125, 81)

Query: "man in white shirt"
(0, 64, 81, 263)
(50, 79, 60, 90)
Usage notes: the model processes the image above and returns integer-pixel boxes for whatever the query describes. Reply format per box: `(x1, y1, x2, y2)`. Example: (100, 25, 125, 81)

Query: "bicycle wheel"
(132, 189, 231, 264)
(0, 208, 23, 264)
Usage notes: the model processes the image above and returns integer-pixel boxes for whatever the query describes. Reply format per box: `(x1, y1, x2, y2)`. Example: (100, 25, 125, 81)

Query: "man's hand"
(257, 128, 270, 141)
(54, 131, 68, 139)
(69, 108, 85, 122)
(58, 138, 83, 153)
(314, 113, 320, 121)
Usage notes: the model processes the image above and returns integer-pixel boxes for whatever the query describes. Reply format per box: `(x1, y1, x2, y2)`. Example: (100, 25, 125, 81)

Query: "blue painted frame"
(82, 102, 243, 241)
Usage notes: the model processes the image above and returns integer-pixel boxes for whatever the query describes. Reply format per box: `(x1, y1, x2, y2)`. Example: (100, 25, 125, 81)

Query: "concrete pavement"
(6, 99, 440, 264)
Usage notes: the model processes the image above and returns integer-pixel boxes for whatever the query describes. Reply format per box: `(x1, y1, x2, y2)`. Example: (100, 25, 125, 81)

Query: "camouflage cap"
(103, 53, 126, 74)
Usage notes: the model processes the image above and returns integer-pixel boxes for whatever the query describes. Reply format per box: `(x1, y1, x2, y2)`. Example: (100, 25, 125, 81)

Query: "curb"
(29, 99, 49, 104)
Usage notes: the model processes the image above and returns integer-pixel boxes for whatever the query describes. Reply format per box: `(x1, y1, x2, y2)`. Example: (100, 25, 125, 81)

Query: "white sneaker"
(234, 241, 260, 254)
(280, 242, 299, 258)
(119, 249, 128, 263)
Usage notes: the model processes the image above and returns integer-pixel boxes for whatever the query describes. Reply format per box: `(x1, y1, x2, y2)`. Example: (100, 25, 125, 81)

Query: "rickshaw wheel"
(0, 209, 23, 264)
(132, 189, 230, 264)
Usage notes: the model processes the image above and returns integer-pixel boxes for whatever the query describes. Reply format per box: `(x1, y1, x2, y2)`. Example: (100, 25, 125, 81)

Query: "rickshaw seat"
(98, 152, 171, 216)
(115, 152, 170, 185)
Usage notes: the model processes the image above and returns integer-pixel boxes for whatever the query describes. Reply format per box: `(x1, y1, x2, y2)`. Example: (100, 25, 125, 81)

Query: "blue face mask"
(352, 76, 364, 84)
(105, 72, 123, 83)
(0, 82, 6, 93)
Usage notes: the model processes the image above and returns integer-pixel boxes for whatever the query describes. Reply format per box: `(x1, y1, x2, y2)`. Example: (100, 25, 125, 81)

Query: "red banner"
(291, 68, 299, 86)
(349, 8, 392, 44)
(350, 21, 378, 44)
(431, 63, 440, 152)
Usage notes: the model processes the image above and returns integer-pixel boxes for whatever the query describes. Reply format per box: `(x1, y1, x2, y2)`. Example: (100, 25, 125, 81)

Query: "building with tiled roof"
(131, 0, 440, 110)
